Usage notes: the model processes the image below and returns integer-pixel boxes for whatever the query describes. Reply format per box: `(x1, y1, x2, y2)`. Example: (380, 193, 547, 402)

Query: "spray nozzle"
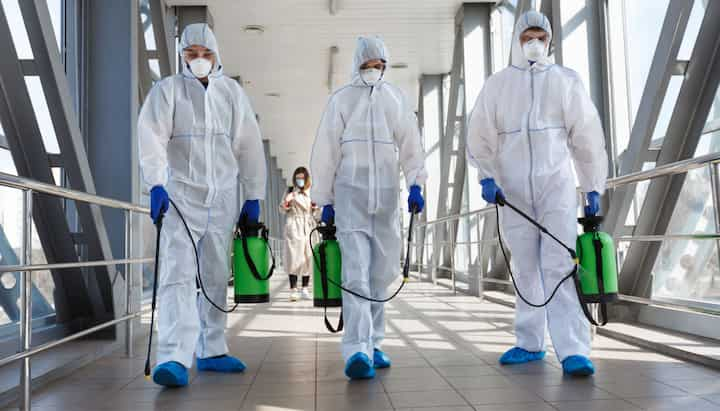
(495, 193, 506, 206)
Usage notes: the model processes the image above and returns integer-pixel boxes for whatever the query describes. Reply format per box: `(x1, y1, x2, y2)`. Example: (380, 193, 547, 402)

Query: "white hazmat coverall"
(311, 36, 428, 362)
(138, 23, 266, 368)
(466, 11, 608, 361)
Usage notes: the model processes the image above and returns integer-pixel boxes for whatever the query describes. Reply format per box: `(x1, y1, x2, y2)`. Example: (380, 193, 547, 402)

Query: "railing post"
(476, 214, 483, 299)
(19, 189, 32, 411)
(450, 223, 456, 295)
(124, 210, 133, 358)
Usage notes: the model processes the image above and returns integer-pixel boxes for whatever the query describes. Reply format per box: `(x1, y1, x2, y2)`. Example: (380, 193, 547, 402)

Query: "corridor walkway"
(8, 277, 720, 411)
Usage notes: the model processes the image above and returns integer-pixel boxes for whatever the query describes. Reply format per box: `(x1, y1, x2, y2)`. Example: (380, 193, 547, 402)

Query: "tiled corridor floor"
(7, 277, 720, 410)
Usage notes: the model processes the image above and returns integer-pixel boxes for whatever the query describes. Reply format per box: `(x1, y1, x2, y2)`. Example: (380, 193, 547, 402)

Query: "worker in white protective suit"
(311, 36, 428, 380)
(466, 11, 608, 376)
(138, 23, 267, 387)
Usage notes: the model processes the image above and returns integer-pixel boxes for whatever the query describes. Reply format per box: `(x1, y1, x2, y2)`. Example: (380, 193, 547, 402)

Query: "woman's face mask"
(295, 178, 305, 188)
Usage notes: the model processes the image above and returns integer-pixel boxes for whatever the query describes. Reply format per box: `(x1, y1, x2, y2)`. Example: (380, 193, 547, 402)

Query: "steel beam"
(20, 1, 117, 323)
(149, 0, 174, 77)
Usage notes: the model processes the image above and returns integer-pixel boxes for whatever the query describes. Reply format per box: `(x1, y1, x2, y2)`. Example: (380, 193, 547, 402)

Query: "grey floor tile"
(445, 375, 515, 390)
(598, 381, 689, 398)
(473, 403, 557, 411)
(316, 379, 385, 396)
(316, 392, 393, 411)
(245, 381, 315, 399)
(460, 387, 542, 405)
(663, 379, 720, 395)
(240, 394, 315, 411)
(627, 396, 720, 410)
(381, 375, 452, 392)
(436, 365, 501, 377)
(551, 399, 642, 411)
(531, 384, 617, 402)
(388, 389, 470, 408)
(397, 407, 475, 411)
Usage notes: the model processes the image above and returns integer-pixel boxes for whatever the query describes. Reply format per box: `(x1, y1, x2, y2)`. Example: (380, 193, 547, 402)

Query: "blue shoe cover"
(499, 347, 546, 365)
(197, 355, 246, 373)
(344, 352, 376, 380)
(152, 361, 188, 387)
(373, 349, 391, 369)
(562, 355, 595, 376)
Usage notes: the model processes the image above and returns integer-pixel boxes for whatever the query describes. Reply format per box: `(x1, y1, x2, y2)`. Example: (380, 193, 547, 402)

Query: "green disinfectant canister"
(311, 219, 344, 333)
(575, 215, 618, 325)
(313, 223, 342, 308)
(233, 220, 275, 303)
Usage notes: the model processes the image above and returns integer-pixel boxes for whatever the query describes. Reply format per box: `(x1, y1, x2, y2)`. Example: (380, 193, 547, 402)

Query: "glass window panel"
(607, 0, 632, 163)
(25, 76, 60, 155)
(1, 0, 33, 59)
(140, 0, 157, 51)
(624, 162, 655, 226)
(651, 239, 720, 304)
(47, 0, 61, 49)
(622, 0, 671, 128)
(677, 0, 705, 60)
(651, 76, 683, 145)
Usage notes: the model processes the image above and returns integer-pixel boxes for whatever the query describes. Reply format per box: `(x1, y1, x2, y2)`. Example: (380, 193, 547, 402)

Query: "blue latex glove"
(585, 191, 600, 217)
(407, 185, 424, 214)
(321, 205, 335, 224)
(240, 199, 260, 223)
(150, 185, 169, 224)
(481, 178, 505, 204)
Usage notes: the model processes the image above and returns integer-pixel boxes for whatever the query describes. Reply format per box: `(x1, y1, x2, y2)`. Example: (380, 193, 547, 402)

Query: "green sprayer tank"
(576, 216, 618, 304)
(233, 220, 275, 303)
(313, 223, 342, 308)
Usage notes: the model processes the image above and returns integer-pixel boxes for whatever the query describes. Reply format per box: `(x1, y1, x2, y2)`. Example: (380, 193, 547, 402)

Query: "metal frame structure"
(0, 0, 120, 329)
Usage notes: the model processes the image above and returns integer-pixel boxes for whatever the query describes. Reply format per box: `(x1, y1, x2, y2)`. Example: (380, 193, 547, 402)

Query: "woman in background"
(280, 167, 318, 301)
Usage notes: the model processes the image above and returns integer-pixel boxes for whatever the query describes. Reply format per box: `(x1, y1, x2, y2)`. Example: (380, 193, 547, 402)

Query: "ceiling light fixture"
(390, 62, 408, 69)
(265, 92, 281, 97)
(244, 25, 265, 34)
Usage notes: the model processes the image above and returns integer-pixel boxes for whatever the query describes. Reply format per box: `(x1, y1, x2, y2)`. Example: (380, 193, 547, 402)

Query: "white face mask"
(295, 178, 305, 188)
(360, 68, 383, 86)
(189, 57, 213, 78)
(522, 39, 547, 63)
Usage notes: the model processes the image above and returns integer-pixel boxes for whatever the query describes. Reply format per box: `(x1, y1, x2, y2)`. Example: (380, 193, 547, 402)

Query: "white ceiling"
(169, 0, 491, 181)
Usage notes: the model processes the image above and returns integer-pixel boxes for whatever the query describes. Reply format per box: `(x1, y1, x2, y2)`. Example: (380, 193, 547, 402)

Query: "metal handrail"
(0, 257, 155, 274)
(413, 153, 720, 312)
(0, 171, 149, 213)
(0, 172, 153, 410)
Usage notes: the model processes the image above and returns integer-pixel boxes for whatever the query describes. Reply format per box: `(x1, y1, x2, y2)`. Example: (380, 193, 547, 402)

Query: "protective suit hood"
(351, 36, 389, 86)
(511, 10, 553, 69)
(180, 23, 224, 79)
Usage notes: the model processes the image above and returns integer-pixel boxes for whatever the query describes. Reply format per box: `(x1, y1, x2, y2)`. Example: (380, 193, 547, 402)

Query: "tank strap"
(573, 268, 608, 326)
(320, 242, 343, 333)
(241, 227, 275, 281)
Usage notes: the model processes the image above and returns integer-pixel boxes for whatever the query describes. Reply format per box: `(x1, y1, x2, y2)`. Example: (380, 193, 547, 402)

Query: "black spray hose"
(144, 214, 163, 379)
(170, 199, 239, 314)
(494, 195, 579, 308)
(310, 208, 416, 304)
(144, 200, 239, 379)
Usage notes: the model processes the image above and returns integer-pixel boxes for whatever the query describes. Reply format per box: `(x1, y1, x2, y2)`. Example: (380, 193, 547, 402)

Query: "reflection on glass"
(652, 167, 719, 302)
